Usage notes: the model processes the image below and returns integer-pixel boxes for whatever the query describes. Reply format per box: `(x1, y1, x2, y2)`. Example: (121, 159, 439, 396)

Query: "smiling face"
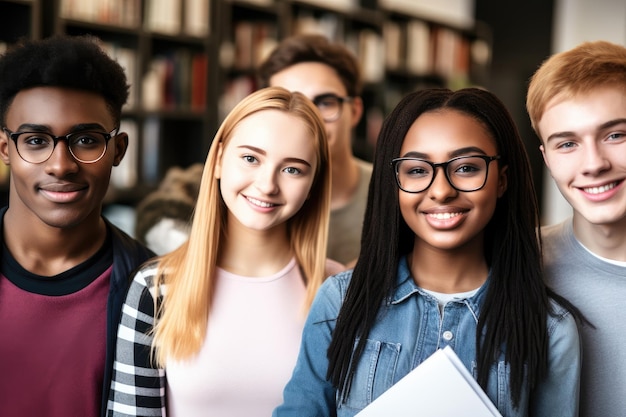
(398, 109, 507, 253)
(0, 86, 126, 230)
(215, 109, 318, 233)
(538, 86, 626, 227)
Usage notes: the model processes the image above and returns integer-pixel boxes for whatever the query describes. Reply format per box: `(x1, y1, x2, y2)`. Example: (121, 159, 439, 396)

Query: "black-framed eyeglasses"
(2, 127, 118, 164)
(392, 155, 501, 193)
(311, 93, 353, 123)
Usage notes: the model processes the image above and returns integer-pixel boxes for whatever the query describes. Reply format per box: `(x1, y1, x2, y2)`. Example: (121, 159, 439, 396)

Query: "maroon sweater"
(0, 244, 112, 417)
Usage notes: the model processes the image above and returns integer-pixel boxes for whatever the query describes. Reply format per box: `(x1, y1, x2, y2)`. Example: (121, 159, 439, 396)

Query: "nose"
(255, 166, 279, 195)
(44, 141, 79, 176)
(581, 143, 610, 176)
(428, 166, 458, 201)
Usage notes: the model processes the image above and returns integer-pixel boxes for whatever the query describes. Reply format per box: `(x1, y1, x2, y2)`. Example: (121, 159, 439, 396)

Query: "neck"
(572, 214, 626, 261)
(408, 240, 488, 293)
(3, 208, 106, 276)
(218, 220, 293, 277)
(330, 155, 361, 210)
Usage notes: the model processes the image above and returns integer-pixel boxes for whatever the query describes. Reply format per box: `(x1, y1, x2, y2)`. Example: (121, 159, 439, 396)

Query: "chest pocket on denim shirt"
(340, 339, 401, 410)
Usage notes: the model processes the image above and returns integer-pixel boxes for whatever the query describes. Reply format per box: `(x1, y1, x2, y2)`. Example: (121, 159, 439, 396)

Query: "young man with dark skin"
(0, 35, 154, 417)
(258, 34, 372, 267)
(526, 40, 626, 417)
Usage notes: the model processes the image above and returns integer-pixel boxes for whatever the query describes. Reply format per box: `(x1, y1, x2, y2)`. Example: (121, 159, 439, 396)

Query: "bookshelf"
(39, 0, 217, 204)
(0, 0, 41, 205)
(0, 0, 491, 206)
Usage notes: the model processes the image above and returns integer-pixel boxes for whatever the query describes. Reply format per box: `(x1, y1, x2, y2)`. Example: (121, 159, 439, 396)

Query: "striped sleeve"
(107, 265, 167, 416)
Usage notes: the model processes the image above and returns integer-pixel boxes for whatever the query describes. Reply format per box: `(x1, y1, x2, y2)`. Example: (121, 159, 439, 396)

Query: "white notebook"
(355, 346, 502, 416)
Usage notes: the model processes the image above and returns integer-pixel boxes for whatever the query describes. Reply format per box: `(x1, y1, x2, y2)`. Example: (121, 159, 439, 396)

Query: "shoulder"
(107, 219, 156, 261)
(545, 297, 579, 338)
(540, 219, 578, 267)
(317, 269, 353, 304)
(127, 261, 161, 296)
(325, 258, 347, 277)
(132, 260, 161, 289)
(122, 260, 162, 311)
(307, 269, 353, 323)
(356, 158, 373, 176)
(543, 297, 581, 368)
(540, 219, 571, 247)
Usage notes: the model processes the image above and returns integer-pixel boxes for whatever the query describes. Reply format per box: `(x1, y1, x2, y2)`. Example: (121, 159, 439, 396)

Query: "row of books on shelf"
(99, 42, 138, 110)
(60, 0, 209, 37)
(110, 119, 139, 190)
(110, 117, 160, 189)
(229, 21, 279, 70)
(384, 19, 471, 79)
(227, 19, 472, 84)
(142, 51, 209, 112)
(60, 0, 141, 28)
(97, 41, 208, 112)
(145, 0, 209, 37)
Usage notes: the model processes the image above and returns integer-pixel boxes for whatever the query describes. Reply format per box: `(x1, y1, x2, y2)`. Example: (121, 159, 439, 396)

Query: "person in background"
(273, 88, 581, 417)
(526, 40, 626, 417)
(107, 87, 343, 417)
(258, 34, 372, 267)
(0, 35, 154, 417)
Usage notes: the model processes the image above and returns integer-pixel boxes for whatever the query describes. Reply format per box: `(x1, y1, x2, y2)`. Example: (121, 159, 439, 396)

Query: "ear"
(214, 142, 224, 179)
(0, 130, 11, 166)
(112, 132, 128, 167)
(539, 144, 550, 169)
(349, 96, 364, 128)
(497, 165, 508, 198)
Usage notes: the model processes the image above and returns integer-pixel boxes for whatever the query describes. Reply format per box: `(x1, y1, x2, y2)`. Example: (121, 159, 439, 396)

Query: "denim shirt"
(274, 256, 580, 417)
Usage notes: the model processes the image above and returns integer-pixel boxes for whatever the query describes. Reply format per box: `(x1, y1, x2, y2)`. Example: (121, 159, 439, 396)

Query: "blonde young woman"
(106, 87, 342, 416)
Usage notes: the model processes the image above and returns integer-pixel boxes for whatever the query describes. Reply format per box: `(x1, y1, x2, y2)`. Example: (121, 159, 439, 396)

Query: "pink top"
(165, 258, 317, 417)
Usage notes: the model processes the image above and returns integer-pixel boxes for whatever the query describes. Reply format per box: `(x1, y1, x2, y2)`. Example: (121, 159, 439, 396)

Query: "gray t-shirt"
(327, 159, 372, 265)
(542, 219, 626, 417)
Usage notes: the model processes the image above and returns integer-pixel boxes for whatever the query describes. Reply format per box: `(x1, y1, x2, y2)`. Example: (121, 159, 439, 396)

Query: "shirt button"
(442, 331, 454, 341)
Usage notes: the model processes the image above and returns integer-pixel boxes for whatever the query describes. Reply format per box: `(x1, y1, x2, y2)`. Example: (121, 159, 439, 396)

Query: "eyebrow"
(599, 118, 626, 131)
(545, 118, 626, 142)
(15, 123, 108, 133)
(401, 146, 488, 159)
(311, 92, 343, 100)
(238, 145, 312, 167)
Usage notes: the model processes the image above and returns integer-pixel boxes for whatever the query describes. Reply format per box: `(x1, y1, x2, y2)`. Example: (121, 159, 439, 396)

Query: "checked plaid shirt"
(107, 262, 166, 416)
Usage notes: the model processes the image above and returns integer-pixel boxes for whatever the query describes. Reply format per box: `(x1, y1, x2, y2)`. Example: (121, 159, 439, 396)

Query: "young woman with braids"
(273, 87, 581, 417)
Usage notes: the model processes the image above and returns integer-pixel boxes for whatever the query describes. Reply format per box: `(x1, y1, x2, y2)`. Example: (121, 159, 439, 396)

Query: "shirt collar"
(389, 255, 490, 311)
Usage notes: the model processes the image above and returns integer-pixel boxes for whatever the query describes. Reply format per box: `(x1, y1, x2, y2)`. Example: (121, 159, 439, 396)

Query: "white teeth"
(583, 183, 616, 194)
(429, 212, 462, 220)
(247, 197, 275, 208)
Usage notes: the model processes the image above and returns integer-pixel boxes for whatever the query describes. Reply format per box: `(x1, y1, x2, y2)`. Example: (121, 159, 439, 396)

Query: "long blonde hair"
(152, 87, 331, 365)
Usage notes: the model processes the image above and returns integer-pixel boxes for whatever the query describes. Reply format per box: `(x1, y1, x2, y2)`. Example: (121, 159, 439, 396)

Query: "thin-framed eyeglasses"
(392, 155, 501, 193)
(2, 127, 118, 164)
(311, 93, 353, 123)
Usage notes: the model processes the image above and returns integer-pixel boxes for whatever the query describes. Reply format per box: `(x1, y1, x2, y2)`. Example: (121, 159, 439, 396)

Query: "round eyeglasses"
(392, 155, 501, 193)
(311, 93, 353, 123)
(2, 127, 118, 164)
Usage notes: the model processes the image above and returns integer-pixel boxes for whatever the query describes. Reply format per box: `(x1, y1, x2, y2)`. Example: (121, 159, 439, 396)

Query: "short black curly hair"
(0, 34, 129, 126)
